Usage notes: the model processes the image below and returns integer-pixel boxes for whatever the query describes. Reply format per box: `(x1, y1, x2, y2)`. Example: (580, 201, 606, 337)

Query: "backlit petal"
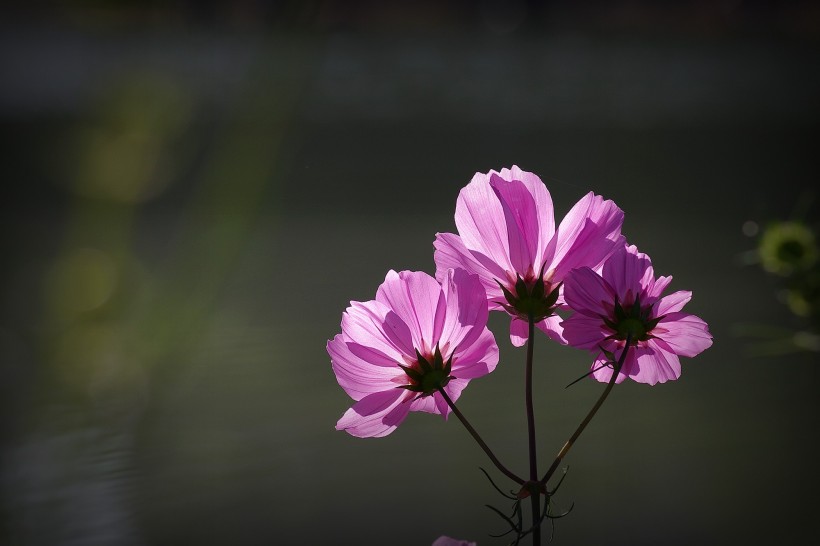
(328, 335, 403, 401)
(603, 245, 653, 301)
(561, 314, 608, 350)
(434, 232, 506, 308)
(547, 193, 624, 280)
(336, 389, 410, 438)
(535, 315, 567, 344)
(654, 312, 713, 357)
(342, 299, 414, 364)
(439, 268, 490, 356)
(451, 329, 498, 379)
(376, 270, 446, 353)
(563, 266, 614, 318)
(630, 341, 682, 385)
(655, 290, 692, 316)
(590, 346, 637, 384)
(510, 317, 528, 347)
(455, 171, 514, 271)
(489, 175, 540, 274)
(499, 165, 556, 248)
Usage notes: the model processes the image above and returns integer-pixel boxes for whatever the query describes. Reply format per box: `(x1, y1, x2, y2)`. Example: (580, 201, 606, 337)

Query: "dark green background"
(2, 2, 818, 544)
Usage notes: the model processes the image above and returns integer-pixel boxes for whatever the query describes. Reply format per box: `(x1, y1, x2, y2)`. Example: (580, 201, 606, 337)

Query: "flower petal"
(450, 329, 498, 379)
(563, 266, 615, 318)
(432, 536, 477, 546)
(630, 341, 682, 385)
(509, 314, 567, 347)
(602, 244, 653, 302)
(439, 268, 490, 357)
(440, 377, 470, 416)
(499, 165, 556, 248)
(328, 335, 403, 401)
(590, 348, 634, 384)
(510, 317, 528, 347)
(407, 377, 469, 419)
(654, 312, 713, 357)
(655, 290, 692, 316)
(434, 232, 506, 309)
(647, 275, 674, 299)
(375, 270, 446, 354)
(342, 299, 414, 364)
(489, 175, 540, 274)
(535, 315, 567, 344)
(561, 314, 608, 350)
(336, 389, 410, 438)
(547, 193, 624, 281)
(454, 171, 514, 272)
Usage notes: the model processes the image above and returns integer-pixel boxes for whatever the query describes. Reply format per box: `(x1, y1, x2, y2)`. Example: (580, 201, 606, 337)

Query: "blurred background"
(1, 1, 819, 544)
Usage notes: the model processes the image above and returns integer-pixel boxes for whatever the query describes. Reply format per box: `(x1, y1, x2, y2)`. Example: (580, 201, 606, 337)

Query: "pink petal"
(602, 244, 653, 301)
(489, 175, 540, 274)
(336, 389, 411, 438)
(440, 377, 470, 416)
(654, 290, 692, 316)
(342, 300, 414, 364)
(439, 268, 490, 357)
(510, 314, 566, 347)
(328, 335, 403, 401)
(383, 395, 416, 426)
(563, 267, 614, 318)
(509, 317, 528, 347)
(454, 171, 514, 272)
(535, 315, 567, 344)
(407, 377, 469, 419)
(499, 165, 556, 246)
(590, 349, 633, 384)
(375, 270, 446, 354)
(547, 193, 624, 281)
(630, 341, 682, 385)
(407, 394, 438, 415)
(647, 275, 673, 299)
(654, 312, 713, 357)
(551, 220, 625, 283)
(450, 328, 498, 379)
(432, 536, 478, 546)
(561, 314, 608, 350)
(434, 232, 506, 309)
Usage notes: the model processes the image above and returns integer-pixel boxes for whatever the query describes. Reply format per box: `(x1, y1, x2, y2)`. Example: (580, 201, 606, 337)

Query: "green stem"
(436, 387, 525, 485)
(540, 334, 632, 486)
(525, 315, 541, 546)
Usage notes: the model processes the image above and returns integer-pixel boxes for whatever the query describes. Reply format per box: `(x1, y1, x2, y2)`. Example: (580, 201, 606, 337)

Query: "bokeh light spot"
(46, 247, 118, 318)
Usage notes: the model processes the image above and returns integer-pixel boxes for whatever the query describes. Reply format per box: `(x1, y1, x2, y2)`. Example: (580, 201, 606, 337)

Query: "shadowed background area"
(1, 1, 819, 544)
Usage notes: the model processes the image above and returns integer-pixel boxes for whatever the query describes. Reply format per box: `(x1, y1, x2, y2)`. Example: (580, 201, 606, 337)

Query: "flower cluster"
(327, 165, 712, 544)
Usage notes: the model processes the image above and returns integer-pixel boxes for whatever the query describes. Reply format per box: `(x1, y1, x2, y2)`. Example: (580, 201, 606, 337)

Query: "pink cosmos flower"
(329, 269, 499, 438)
(561, 244, 713, 385)
(434, 165, 625, 347)
(432, 537, 477, 546)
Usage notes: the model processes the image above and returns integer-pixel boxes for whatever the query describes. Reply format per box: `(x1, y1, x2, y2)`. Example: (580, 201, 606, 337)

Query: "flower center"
(496, 269, 561, 322)
(603, 294, 663, 345)
(397, 344, 453, 397)
(616, 317, 647, 341)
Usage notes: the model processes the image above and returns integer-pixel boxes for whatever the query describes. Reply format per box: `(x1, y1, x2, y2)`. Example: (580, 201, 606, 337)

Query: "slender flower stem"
(436, 387, 525, 485)
(540, 333, 633, 486)
(525, 315, 541, 546)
